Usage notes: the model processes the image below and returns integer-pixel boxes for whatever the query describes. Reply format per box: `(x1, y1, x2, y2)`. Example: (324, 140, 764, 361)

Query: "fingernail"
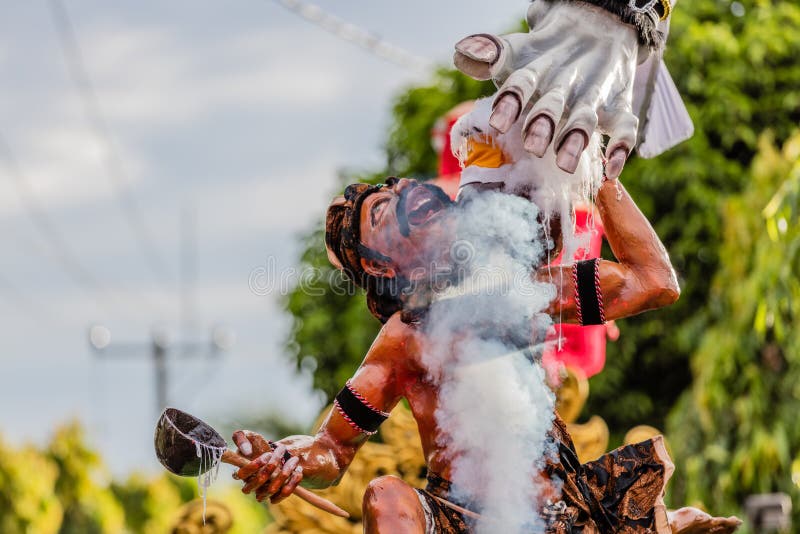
(240, 441, 252, 456)
(489, 95, 520, 133)
(524, 116, 553, 157)
(455, 36, 497, 63)
(257, 452, 270, 464)
(605, 147, 627, 179)
(556, 133, 586, 174)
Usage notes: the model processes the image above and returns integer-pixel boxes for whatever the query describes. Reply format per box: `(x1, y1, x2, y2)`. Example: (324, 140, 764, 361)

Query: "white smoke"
(451, 97, 603, 264)
(421, 191, 559, 533)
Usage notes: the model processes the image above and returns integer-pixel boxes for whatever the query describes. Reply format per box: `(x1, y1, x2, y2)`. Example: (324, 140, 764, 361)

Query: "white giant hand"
(454, 2, 648, 179)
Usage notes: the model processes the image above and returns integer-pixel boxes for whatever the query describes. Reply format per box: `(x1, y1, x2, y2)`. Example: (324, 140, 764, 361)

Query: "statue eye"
(370, 197, 389, 227)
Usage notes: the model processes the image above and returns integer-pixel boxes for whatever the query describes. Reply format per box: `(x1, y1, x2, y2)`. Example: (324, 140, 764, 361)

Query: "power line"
(271, 0, 434, 72)
(0, 270, 60, 325)
(0, 132, 116, 317)
(46, 0, 174, 287)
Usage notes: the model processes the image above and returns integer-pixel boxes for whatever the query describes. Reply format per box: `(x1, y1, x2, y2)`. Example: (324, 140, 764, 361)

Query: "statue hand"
(232, 431, 304, 504)
(454, 1, 645, 178)
(668, 507, 742, 534)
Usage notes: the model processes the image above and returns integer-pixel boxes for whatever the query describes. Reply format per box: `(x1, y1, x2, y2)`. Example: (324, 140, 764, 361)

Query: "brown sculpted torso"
(234, 177, 682, 493)
(378, 316, 458, 482)
(231, 177, 742, 533)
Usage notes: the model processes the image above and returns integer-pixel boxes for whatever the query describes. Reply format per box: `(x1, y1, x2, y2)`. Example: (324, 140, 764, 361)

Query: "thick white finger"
(454, 34, 501, 81)
(555, 106, 597, 173)
(556, 131, 588, 174)
(495, 64, 541, 115)
(523, 115, 554, 157)
(231, 430, 253, 457)
(556, 105, 598, 150)
(489, 93, 522, 134)
(603, 110, 638, 155)
(455, 31, 536, 84)
(454, 34, 499, 63)
(522, 90, 566, 156)
(603, 110, 638, 179)
(605, 148, 628, 180)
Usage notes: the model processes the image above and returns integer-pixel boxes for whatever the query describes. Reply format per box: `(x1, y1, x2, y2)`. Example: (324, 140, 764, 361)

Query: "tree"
(587, 0, 800, 438)
(0, 435, 63, 534)
(284, 0, 800, 444)
(666, 132, 800, 522)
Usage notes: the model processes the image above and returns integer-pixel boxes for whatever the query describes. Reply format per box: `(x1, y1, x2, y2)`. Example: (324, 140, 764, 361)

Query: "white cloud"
(68, 25, 358, 126)
(0, 125, 148, 216)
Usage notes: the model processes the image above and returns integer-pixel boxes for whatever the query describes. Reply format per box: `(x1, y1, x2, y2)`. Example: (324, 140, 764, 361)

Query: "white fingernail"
(241, 442, 252, 456)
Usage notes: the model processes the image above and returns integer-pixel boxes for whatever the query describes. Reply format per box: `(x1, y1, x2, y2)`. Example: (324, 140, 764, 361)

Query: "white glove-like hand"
(454, 1, 648, 179)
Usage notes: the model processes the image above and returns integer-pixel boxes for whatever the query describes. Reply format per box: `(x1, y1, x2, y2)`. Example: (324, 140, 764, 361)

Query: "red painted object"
(429, 101, 474, 200)
(543, 205, 618, 382)
(427, 101, 616, 381)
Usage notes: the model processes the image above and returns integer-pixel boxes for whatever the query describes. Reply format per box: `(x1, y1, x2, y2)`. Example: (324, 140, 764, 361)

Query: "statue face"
(358, 178, 456, 281)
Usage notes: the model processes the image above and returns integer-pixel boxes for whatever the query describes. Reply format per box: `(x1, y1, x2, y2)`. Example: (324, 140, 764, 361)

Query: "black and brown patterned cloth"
(415, 415, 671, 533)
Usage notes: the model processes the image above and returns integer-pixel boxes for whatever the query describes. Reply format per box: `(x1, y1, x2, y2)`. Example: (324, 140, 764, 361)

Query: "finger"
(556, 130, 588, 174)
(244, 431, 273, 456)
(605, 147, 627, 181)
(489, 93, 522, 133)
(522, 90, 566, 156)
(497, 61, 540, 105)
(523, 116, 553, 157)
(454, 34, 499, 63)
(555, 106, 598, 173)
(265, 455, 300, 497)
(242, 466, 272, 494)
(236, 452, 268, 481)
(238, 444, 284, 482)
(603, 110, 638, 180)
(271, 467, 304, 504)
(232, 431, 252, 457)
(241, 447, 286, 493)
(453, 33, 503, 81)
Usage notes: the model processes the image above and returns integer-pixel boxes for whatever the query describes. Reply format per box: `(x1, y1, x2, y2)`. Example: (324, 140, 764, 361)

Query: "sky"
(0, 0, 525, 475)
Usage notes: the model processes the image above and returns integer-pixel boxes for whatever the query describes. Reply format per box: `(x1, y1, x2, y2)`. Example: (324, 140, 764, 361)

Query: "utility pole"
(88, 323, 234, 418)
(88, 199, 236, 418)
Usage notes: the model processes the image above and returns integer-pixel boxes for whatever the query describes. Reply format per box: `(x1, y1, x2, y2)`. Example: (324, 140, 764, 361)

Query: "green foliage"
(283, 4, 800, 522)
(286, 2, 800, 433)
(584, 0, 800, 435)
(0, 423, 271, 533)
(385, 68, 496, 178)
(666, 132, 800, 521)
(111, 473, 195, 533)
(0, 435, 63, 534)
(46, 423, 125, 534)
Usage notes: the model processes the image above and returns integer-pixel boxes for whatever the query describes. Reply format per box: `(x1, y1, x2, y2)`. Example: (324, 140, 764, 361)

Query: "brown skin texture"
(232, 178, 732, 532)
(669, 509, 742, 534)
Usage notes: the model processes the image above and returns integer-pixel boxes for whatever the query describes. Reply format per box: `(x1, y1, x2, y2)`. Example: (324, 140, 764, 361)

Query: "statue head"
(325, 177, 456, 322)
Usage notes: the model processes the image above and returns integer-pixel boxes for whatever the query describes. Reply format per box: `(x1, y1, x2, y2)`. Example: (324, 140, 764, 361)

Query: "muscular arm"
(542, 178, 679, 322)
(233, 316, 411, 500)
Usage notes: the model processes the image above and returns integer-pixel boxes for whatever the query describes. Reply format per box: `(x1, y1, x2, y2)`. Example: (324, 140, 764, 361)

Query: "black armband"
(573, 259, 606, 326)
(543, 0, 671, 51)
(334, 381, 390, 435)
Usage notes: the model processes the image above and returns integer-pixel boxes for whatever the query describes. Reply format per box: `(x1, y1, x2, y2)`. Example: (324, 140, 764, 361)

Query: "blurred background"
(1, 0, 799, 532)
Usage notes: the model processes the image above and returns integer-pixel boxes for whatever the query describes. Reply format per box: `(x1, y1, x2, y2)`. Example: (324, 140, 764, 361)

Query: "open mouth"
(405, 186, 446, 226)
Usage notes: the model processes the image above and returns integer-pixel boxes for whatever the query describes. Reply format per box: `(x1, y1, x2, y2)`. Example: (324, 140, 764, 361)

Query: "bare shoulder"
(369, 313, 425, 372)
(350, 313, 423, 400)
